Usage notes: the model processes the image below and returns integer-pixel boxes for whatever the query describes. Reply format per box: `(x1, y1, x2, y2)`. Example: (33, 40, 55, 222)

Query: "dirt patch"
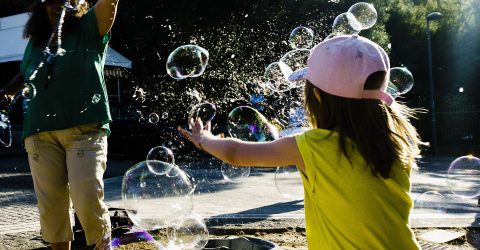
(2, 228, 479, 249)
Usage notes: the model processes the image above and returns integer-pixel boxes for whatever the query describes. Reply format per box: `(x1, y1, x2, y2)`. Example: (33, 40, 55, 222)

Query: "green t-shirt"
(295, 129, 421, 249)
(20, 9, 111, 139)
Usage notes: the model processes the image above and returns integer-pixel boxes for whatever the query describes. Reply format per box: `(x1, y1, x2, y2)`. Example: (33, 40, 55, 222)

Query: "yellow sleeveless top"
(295, 129, 420, 249)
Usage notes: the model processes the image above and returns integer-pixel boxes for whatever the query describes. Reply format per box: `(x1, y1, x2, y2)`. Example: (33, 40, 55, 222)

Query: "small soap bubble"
(163, 212, 209, 250)
(289, 26, 314, 49)
(348, 2, 377, 30)
(148, 113, 160, 124)
(446, 155, 480, 199)
(275, 166, 304, 200)
(413, 191, 448, 214)
(21, 83, 37, 100)
(221, 162, 251, 182)
(389, 67, 414, 95)
(264, 62, 293, 92)
(227, 106, 279, 142)
(332, 12, 362, 36)
(386, 82, 400, 99)
(91, 94, 102, 104)
(188, 102, 216, 123)
(146, 146, 175, 174)
(166, 45, 209, 80)
(280, 49, 310, 88)
(162, 112, 169, 119)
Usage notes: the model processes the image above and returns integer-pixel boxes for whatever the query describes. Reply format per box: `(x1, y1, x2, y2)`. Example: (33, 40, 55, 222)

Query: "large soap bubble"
(288, 26, 314, 49)
(275, 166, 304, 200)
(227, 106, 279, 142)
(348, 2, 377, 30)
(122, 161, 194, 230)
(166, 45, 209, 80)
(332, 12, 362, 36)
(264, 62, 293, 92)
(388, 67, 414, 96)
(446, 155, 480, 199)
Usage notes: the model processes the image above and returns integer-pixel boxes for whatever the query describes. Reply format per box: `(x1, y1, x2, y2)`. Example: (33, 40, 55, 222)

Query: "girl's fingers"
(177, 127, 192, 141)
(196, 118, 204, 130)
(188, 118, 195, 129)
(205, 121, 211, 132)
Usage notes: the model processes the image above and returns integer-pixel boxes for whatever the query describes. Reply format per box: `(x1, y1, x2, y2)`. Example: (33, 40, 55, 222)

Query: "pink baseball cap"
(289, 34, 393, 105)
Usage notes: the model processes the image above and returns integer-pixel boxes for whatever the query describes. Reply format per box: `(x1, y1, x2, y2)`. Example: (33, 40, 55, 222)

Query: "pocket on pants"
(67, 124, 107, 159)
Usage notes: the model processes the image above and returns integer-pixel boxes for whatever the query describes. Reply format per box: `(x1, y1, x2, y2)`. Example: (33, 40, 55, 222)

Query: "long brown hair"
(304, 71, 425, 178)
(23, 0, 90, 46)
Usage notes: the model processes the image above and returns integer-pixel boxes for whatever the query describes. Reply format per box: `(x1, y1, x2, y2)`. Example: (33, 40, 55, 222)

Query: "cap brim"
(288, 68, 308, 82)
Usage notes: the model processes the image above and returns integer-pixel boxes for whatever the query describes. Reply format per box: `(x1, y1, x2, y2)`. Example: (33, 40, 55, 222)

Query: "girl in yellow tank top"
(179, 34, 425, 249)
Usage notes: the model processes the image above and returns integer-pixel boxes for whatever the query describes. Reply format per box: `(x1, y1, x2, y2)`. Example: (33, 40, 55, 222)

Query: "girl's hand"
(177, 118, 215, 150)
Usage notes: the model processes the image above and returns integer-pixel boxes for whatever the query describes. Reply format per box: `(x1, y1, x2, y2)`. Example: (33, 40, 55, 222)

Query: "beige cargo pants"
(24, 123, 111, 245)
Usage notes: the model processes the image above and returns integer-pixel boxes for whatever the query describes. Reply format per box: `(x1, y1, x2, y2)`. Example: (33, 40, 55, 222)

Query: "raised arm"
(94, 0, 119, 37)
(178, 118, 306, 173)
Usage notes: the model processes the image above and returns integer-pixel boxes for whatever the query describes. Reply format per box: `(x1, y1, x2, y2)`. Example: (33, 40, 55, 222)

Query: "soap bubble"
(21, 83, 37, 100)
(446, 155, 480, 199)
(164, 212, 209, 250)
(227, 106, 279, 142)
(94, 225, 164, 250)
(389, 67, 414, 95)
(348, 2, 377, 30)
(289, 26, 314, 49)
(188, 102, 216, 123)
(413, 191, 448, 214)
(221, 162, 251, 182)
(264, 62, 293, 92)
(122, 161, 194, 230)
(275, 166, 304, 200)
(148, 113, 160, 124)
(146, 146, 175, 174)
(280, 49, 310, 89)
(166, 45, 209, 80)
(91, 94, 102, 104)
(332, 12, 362, 36)
(386, 82, 400, 99)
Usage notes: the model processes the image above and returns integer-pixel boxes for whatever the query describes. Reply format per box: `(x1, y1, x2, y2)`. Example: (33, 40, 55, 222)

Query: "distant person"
(0, 0, 119, 249)
(179, 34, 424, 249)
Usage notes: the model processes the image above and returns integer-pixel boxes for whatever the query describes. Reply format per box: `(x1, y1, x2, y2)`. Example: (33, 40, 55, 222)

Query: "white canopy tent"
(0, 12, 132, 68)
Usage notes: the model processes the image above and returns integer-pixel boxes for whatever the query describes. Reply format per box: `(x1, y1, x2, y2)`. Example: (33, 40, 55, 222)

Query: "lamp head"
(427, 12, 443, 21)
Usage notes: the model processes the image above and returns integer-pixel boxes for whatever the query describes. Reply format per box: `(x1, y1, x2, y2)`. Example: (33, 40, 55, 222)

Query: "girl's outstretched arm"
(178, 118, 305, 173)
(94, 0, 119, 37)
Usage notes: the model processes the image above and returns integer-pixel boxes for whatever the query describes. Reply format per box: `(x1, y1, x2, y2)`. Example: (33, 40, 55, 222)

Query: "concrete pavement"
(0, 147, 479, 249)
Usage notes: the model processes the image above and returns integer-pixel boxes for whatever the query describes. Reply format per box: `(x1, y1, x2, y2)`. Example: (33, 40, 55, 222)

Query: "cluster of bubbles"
(332, 2, 377, 36)
(413, 155, 480, 216)
(100, 145, 209, 249)
(155, 3, 387, 200)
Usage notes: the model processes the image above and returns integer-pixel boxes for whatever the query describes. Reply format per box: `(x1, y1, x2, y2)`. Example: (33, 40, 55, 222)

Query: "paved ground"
(0, 146, 479, 249)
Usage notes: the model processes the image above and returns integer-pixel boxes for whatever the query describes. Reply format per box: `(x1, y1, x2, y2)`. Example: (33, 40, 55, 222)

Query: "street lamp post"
(426, 11, 443, 155)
